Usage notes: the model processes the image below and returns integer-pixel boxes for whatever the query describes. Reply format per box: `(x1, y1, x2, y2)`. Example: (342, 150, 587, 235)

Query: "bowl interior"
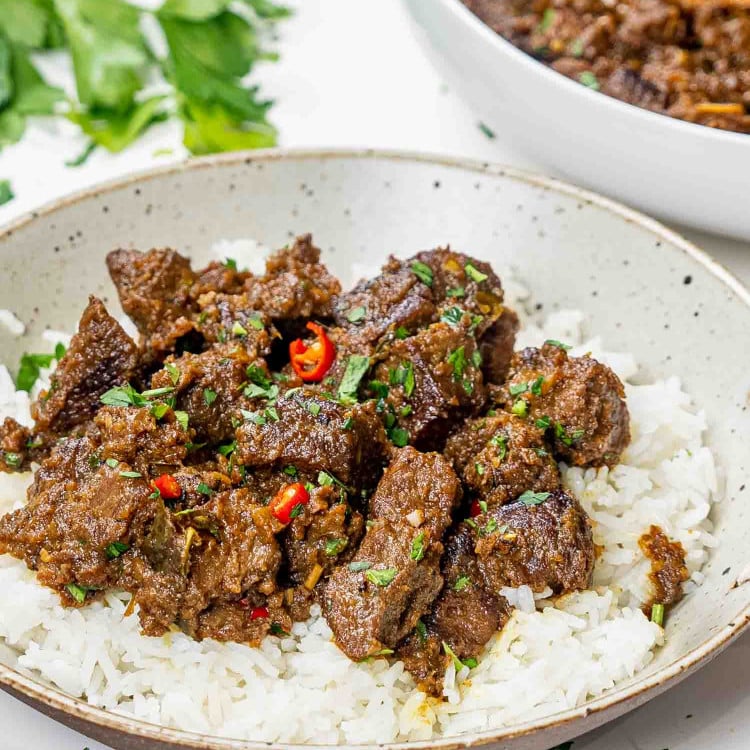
(0, 151, 749, 748)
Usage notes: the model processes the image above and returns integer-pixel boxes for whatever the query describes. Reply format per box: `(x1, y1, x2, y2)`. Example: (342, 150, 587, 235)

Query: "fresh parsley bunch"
(0, 0, 289, 165)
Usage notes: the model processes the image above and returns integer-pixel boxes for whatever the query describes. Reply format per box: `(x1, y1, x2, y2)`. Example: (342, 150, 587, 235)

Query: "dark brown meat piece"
(479, 307, 519, 384)
(323, 518, 444, 661)
(639, 525, 689, 610)
(283, 486, 365, 587)
(474, 490, 595, 594)
(444, 412, 559, 506)
(500, 342, 630, 467)
(93, 406, 192, 475)
(245, 234, 341, 321)
(192, 291, 276, 357)
(397, 523, 511, 695)
(235, 389, 389, 489)
(176, 489, 282, 632)
(107, 248, 197, 360)
(0, 417, 37, 472)
(193, 260, 251, 297)
(323, 449, 460, 661)
(333, 256, 437, 345)
(150, 344, 256, 444)
(32, 297, 139, 439)
(368, 446, 461, 539)
(371, 322, 487, 451)
(0, 435, 155, 600)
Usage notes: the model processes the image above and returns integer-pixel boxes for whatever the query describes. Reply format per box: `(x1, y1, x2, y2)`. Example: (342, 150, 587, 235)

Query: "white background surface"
(0, 1, 749, 748)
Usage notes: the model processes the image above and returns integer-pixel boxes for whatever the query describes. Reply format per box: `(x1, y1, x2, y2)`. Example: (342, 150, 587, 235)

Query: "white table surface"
(0, 1, 748, 748)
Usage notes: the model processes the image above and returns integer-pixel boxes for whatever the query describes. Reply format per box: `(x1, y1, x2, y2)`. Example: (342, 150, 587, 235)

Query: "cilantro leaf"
(0, 179, 14, 207)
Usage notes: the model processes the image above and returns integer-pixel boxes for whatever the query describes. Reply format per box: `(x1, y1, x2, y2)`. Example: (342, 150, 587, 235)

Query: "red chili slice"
(470, 499, 482, 517)
(250, 606, 269, 620)
(289, 322, 335, 382)
(152, 473, 182, 500)
(269, 482, 310, 524)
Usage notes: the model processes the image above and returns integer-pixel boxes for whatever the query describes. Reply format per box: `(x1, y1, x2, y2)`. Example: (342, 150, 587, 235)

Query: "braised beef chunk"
(283, 487, 365, 587)
(0, 417, 37, 472)
(323, 449, 461, 661)
(235, 390, 389, 489)
(333, 256, 437, 344)
(107, 248, 197, 360)
(0, 435, 154, 598)
(1, 237, 623, 687)
(444, 412, 559, 506)
(150, 344, 254, 444)
(323, 518, 444, 661)
(500, 342, 630, 467)
(193, 292, 276, 356)
(368, 447, 461, 539)
(474, 490, 595, 594)
(32, 297, 139, 439)
(245, 234, 341, 321)
(397, 523, 511, 696)
(479, 308, 519, 384)
(371, 322, 486, 451)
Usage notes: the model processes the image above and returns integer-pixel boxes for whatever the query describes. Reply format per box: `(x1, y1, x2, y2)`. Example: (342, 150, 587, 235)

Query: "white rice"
(0, 246, 718, 743)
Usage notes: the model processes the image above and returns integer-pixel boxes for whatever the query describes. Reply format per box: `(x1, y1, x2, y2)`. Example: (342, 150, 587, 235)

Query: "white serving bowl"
(403, 0, 750, 241)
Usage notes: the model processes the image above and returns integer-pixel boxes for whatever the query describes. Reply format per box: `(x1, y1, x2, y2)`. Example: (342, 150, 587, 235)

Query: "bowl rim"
(425, 0, 750, 146)
(0, 146, 748, 750)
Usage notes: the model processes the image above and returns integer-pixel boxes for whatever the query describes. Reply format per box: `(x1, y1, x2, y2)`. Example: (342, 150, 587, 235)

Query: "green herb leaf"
(544, 339, 571, 351)
(165, 362, 181, 385)
(453, 575, 470, 591)
(151, 402, 170, 420)
(119, 470, 142, 478)
(410, 260, 433, 287)
(307, 401, 321, 417)
(650, 602, 665, 627)
(0, 179, 13, 206)
(530, 376, 544, 396)
(511, 399, 528, 417)
(197, 482, 214, 495)
(477, 122, 495, 140)
(242, 0, 291, 19)
(410, 531, 425, 562)
(447, 346, 467, 381)
(415, 618, 428, 641)
(105, 458, 119, 468)
(490, 433, 507, 461)
(394, 326, 409, 340)
(446, 286, 465, 298)
(174, 410, 189, 431)
(509, 382, 528, 396)
(440, 306, 464, 326)
(105, 541, 129, 559)
(475, 462, 485, 476)
(16, 351, 56, 392)
(337, 355, 370, 403)
(65, 582, 88, 604)
(579, 70, 600, 91)
(364, 567, 398, 587)
(389, 427, 409, 448)
(100, 384, 144, 407)
(464, 262, 488, 283)
(203, 387, 217, 406)
(518, 490, 551, 506)
(348, 560, 372, 572)
(325, 538, 348, 556)
(537, 7, 556, 32)
(535, 415, 551, 430)
(346, 306, 366, 324)
(342, 416, 354, 430)
(217, 440, 236, 457)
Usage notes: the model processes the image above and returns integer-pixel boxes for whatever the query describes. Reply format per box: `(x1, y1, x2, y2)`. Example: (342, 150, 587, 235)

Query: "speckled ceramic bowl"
(0, 150, 748, 750)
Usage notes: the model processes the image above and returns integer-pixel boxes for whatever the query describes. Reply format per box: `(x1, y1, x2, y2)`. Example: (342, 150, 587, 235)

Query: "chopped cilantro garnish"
(544, 339, 571, 351)
(411, 260, 433, 287)
(530, 376, 544, 396)
(232, 321, 248, 337)
(337, 355, 370, 404)
(475, 462, 485, 476)
(246, 313, 265, 331)
(325, 538, 348, 556)
(441, 306, 464, 326)
(518, 490, 550, 506)
(365, 567, 398, 586)
(535, 415, 551, 430)
(464, 262, 488, 283)
(342, 417, 355, 430)
(453, 575, 471, 591)
(389, 427, 409, 447)
(165, 362, 180, 385)
(106, 541, 129, 559)
(265, 406, 280, 422)
(537, 7, 556, 32)
(105, 458, 119, 468)
(410, 532, 426, 562)
(446, 286, 465, 298)
(223, 258, 238, 271)
(348, 560, 372, 572)
(65, 583, 88, 604)
(415, 619, 428, 641)
(651, 602, 665, 626)
(490, 433, 507, 461)
(197, 482, 214, 496)
(346, 306, 367, 324)
(509, 382, 528, 396)
(447, 346, 467, 381)
(579, 70, 600, 90)
(394, 326, 409, 340)
(218, 441, 236, 457)
(174, 410, 189, 431)
(307, 401, 321, 417)
(511, 399, 528, 417)
(203, 388, 217, 406)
